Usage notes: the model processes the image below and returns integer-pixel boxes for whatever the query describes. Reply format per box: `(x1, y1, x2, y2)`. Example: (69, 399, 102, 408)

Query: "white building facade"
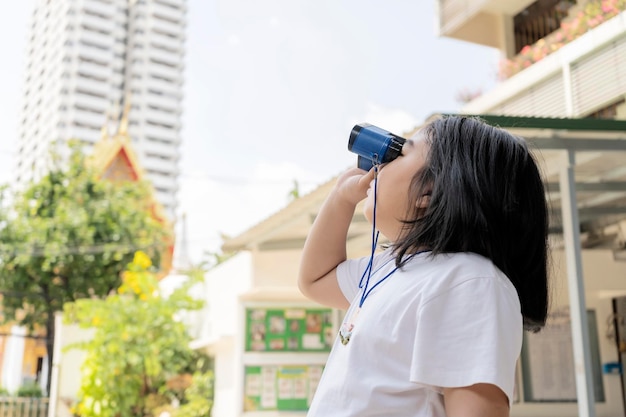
(15, 0, 185, 219)
(438, 2, 626, 417)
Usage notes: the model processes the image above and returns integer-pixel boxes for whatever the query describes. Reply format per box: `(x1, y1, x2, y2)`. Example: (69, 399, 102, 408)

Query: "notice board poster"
(243, 365, 323, 411)
(245, 307, 334, 352)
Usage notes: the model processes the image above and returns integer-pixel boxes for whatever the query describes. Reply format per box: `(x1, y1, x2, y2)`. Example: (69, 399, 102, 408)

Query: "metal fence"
(0, 398, 49, 417)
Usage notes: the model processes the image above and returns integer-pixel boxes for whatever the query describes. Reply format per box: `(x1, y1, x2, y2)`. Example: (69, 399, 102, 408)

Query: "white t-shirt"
(307, 250, 522, 417)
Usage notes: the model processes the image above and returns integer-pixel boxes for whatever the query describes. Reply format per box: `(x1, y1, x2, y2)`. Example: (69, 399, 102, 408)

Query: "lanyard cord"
(357, 161, 394, 309)
(358, 163, 379, 292)
(356, 159, 429, 309)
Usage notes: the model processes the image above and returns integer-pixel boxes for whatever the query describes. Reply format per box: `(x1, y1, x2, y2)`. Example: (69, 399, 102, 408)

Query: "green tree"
(0, 147, 169, 393)
(287, 179, 300, 202)
(64, 252, 211, 417)
(175, 372, 214, 417)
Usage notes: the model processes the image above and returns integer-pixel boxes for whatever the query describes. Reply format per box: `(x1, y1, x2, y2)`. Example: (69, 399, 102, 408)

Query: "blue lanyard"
(358, 164, 381, 308)
(357, 167, 398, 308)
(356, 164, 429, 308)
(358, 260, 399, 308)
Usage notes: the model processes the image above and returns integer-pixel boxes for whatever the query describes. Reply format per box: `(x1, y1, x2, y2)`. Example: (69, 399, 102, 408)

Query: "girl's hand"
(298, 166, 376, 309)
(332, 167, 376, 206)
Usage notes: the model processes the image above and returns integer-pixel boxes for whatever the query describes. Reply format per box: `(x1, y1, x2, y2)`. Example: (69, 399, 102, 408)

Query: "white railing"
(0, 398, 49, 417)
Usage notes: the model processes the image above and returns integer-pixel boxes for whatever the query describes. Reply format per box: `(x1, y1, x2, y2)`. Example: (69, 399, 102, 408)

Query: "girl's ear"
(416, 192, 431, 209)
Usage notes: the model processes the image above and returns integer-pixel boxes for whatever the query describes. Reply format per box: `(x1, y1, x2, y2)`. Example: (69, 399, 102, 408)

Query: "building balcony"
(65, 126, 101, 142)
(72, 76, 111, 97)
(498, 1, 626, 79)
(438, 1, 626, 80)
(141, 156, 178, 176)
(68, 108, 107, 127)
(463, 10, 626, 120)
(147, 65, 183, 85)
(143, 124, 180, 142)
(139, 137, 179, 157)
(82, 0, 116, 19)
(79, 13, 115, 35)
(144, 62, 182, 84)
(71, 92, 108, 112)
(144, 107, 181, 126)
(147, 32, 184, 53)
(143, 165, 178, 184)
(76, 44, 114, 66)
(75, 60, 112, 80)
(146, 89, 182, 108)
(78, 28, 114, 49)
(437, 0, 535, 49)
(147, 47, 183, 68)
(154, 0, 187, 13)
(149, 1, 185, 24)
(145, 77, 183, 98)
(148, 16, 184, 39)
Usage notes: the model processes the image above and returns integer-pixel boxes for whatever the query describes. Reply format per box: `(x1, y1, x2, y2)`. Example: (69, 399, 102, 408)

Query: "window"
(513, 0, 576, 54)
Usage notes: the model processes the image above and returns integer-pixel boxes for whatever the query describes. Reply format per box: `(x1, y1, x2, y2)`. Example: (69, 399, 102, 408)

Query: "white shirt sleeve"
(409, 276, 523, 404)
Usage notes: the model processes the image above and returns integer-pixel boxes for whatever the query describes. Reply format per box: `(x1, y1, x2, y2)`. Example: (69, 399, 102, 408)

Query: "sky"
(0, 0, 500, 264)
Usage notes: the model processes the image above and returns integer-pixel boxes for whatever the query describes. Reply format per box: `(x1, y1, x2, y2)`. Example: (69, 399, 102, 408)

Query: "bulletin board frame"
(243, 364, 324, 412)
(520, 308, 605, 403)
(245, 307, 334, 352)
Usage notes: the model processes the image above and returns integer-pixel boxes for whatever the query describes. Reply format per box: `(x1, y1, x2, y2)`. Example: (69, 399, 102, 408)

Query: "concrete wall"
(49, 320, 92, 417)
(252, 250, 301, 288)
(207, 252, 254, 341)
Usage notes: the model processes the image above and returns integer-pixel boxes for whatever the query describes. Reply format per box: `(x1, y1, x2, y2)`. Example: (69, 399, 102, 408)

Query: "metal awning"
(436, 114, 626, 231)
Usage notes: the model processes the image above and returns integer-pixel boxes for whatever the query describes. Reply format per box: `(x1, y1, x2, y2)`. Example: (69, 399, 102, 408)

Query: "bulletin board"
(245, 307, 334, 352)
(520, 308, 605, 402)
(243, 365, 323, 411)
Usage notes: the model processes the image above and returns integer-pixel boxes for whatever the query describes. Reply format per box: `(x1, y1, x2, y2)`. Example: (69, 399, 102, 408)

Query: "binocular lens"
(348, 123, 407, 171)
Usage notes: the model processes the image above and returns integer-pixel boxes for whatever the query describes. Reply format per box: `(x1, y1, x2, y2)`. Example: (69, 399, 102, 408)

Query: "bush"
(17, 383, 43, 398)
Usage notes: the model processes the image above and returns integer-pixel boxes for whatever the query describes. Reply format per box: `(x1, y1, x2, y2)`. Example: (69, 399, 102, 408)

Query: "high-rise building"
(15, 0, 185, 220)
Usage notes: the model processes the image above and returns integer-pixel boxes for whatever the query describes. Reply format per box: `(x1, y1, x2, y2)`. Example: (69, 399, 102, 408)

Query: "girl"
(298, 116, 549, 417)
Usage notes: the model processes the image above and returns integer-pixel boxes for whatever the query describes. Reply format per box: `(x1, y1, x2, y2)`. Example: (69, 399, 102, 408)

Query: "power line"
(0, 242, 162, 257)
(177, 173, 322, 186)
(0, 168, 322, 188)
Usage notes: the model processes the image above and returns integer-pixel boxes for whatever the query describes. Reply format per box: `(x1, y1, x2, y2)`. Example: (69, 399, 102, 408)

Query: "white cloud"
(176, 161, 328, 263)
(227, 34, 241, 46)
(360, 103, 421, 136)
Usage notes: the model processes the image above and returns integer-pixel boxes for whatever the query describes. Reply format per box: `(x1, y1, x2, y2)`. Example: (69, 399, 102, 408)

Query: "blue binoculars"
(348, 123, 407, 171)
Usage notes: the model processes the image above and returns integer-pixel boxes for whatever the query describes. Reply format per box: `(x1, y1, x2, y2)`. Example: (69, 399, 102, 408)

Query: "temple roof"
(89, 98, 174, 274)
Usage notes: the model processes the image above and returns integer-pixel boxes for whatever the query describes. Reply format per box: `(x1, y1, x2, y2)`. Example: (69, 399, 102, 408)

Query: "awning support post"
(560, 149, 595, 417)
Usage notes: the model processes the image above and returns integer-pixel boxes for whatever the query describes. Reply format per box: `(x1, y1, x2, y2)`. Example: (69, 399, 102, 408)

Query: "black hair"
(393, 115, 549, 331)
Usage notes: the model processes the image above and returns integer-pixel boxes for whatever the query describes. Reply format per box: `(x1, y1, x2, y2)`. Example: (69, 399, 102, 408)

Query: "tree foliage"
(0, 146, 169, 390)
(65, 252, 212, 417)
